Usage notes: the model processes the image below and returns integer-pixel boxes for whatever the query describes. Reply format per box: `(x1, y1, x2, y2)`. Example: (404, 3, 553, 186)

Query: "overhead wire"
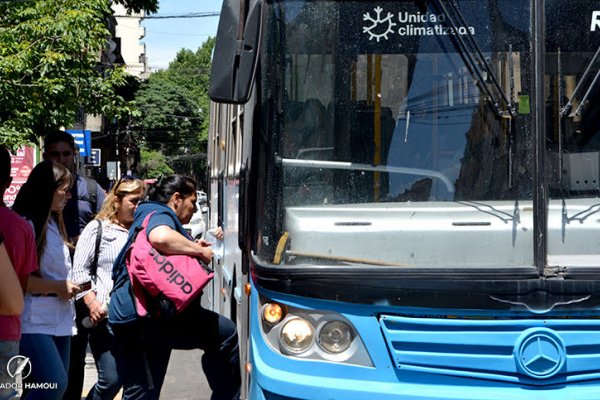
(114, 12, 220, 19)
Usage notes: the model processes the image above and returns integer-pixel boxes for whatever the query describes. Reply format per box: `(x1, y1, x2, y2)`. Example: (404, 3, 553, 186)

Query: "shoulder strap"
(129, 212, 155, 244)
(90, 219, 102, 283)
(143, 212, 156, 228)
(85, 178, 98, 213)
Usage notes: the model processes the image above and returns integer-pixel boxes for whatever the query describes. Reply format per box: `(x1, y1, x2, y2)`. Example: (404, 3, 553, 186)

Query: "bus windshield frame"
(253, 0, 600, 281)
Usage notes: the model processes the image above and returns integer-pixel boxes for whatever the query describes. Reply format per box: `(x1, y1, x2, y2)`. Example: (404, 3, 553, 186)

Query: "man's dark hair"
(43, 129, 75, 151)
(0, 145, 10, 185)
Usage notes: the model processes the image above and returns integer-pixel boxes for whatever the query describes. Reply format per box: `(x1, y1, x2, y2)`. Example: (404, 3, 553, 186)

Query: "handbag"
(125, 212, 214, 319)
(75, 219, 102, 329)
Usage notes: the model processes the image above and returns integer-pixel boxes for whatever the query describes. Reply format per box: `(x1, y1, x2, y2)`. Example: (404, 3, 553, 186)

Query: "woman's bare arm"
(0, 242, 24, 315)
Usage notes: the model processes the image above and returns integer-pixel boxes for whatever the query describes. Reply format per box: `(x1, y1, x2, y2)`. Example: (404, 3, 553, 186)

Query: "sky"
(141, 0, 223, 70)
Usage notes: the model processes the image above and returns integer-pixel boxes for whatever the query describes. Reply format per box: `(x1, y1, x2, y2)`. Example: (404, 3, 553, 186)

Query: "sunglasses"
(113, 175, 135, 192)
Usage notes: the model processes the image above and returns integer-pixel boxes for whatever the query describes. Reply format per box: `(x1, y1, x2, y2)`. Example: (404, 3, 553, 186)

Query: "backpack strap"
(90, 220, 103, 283)
(84, 177, 98, 213)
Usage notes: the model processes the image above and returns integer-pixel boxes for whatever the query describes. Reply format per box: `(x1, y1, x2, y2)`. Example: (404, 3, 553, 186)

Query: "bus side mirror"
(209, 0, 262, 104)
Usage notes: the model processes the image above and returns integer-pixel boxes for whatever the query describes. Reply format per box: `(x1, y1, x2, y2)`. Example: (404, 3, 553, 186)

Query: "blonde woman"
(12, 160, 81, 399)
(69, 177, 145, 400)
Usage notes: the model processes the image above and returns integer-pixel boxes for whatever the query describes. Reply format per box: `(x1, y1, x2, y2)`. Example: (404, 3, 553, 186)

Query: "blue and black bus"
(205, 0, 600, 398)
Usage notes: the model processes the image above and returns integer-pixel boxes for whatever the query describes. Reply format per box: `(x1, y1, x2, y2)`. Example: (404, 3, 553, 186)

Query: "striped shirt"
(70, 219, 129, 306)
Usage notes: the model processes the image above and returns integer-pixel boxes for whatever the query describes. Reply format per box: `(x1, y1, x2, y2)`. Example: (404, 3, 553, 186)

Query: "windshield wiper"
(457, 200, 520, 245)
(285, 250, 407, 267)
(560, 46, 600, 117)
(561, 198, 600, 242)
(431, 0, 515, 118)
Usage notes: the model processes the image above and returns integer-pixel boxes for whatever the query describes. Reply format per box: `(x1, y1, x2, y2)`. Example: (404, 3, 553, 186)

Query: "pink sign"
(3, 146, 36, 207)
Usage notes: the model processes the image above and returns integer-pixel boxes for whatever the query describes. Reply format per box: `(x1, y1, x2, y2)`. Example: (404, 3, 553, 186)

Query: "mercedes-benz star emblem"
(7, 355, 32, 379)
(516, 330, 565, 379)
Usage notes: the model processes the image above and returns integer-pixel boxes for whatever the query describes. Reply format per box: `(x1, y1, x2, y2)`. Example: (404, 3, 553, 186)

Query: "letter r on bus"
(592, 11, 600, 31)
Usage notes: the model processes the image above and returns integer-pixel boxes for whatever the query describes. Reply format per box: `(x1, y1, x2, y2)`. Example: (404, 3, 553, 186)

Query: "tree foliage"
(131, 71, 203, 154)
(0, 0, 157, 148)
(165, 37, 215, 142)
(114, 0, 159, 14)
(138, 147, 173, 179)
(133, 38, 215, 166)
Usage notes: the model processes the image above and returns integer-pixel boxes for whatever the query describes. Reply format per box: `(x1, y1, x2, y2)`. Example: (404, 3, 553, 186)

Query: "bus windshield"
(258, 0, 600, 276)
(545, 1, 600, 267)
(259, 0, 535, 268)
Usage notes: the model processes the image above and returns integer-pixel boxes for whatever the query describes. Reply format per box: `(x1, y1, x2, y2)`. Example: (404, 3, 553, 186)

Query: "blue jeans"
(64, 301, 121, 400)
(0, 340, 19, 400)
(63, 310, 89, 400)
(19, 334, 70, 400)
(86, 322, 122, 400)
(111, 304, 240, 400)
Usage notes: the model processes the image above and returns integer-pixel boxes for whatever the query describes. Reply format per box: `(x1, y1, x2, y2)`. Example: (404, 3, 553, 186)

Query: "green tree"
(130, 38, 215, 181)
(165, 37, 215, 141)
(130, 71, 203, 154)
(0, 0, 157, 148)
(138, 146, 173, 179)
(114, 0, 158, 14)
(167, 37, 215, 98)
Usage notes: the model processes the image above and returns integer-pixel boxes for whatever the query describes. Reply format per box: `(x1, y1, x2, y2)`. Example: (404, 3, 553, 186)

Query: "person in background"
(110, 175, 241, 400)
(12, 160, 81, 399)
(70, 177, 146, 400)
(0, 145, 38, 400)
(41, 130, 107, 400)
(42, 130, 106, 243)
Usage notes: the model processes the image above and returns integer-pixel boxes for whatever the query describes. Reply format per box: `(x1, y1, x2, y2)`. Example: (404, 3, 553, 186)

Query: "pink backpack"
(125, 212, 214, 318)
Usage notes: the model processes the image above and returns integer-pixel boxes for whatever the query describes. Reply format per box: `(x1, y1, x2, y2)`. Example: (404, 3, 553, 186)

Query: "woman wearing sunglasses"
(69, 177, 145, 400)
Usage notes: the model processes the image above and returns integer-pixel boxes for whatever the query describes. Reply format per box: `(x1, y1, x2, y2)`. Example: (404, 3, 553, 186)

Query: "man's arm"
(148, 225, 213, 263)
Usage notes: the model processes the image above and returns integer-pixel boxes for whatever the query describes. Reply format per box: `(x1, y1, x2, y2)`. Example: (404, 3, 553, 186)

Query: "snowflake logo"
(363, 7, 397, 42)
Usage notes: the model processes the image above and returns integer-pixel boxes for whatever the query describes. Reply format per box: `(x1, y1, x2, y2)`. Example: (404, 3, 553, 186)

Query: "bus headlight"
(259, 296, 373, 366)
(318, 320, 353, 354)
(262, 302, 285, 325)
(280, 318, 314, 354)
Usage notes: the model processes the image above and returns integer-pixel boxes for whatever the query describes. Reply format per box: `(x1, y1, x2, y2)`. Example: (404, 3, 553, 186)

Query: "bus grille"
(378, 314, 600, 385)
